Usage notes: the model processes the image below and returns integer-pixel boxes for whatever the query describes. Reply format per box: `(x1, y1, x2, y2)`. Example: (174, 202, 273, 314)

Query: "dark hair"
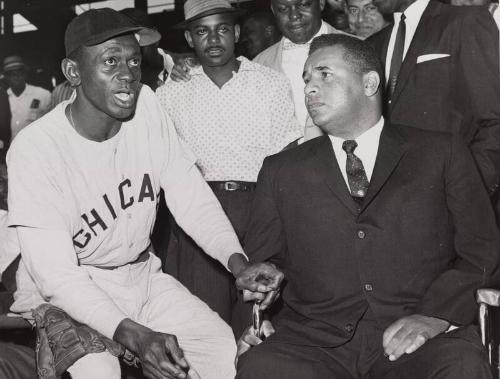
(309, 33, 383, 80)
(244, 10, 278, 28)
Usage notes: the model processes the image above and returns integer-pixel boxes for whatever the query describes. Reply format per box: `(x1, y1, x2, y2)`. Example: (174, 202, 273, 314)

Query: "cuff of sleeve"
(206, 232, 247, 271)
(86, 307, 126, 340)
(159, 49, 175, 74)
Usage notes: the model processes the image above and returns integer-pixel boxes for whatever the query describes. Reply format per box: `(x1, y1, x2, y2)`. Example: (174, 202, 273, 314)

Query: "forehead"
(305, 46, 350, 71)
(272, 0, 318, 7)
(83, 34, 140, 58)
(189, 13, 236, 29)
(347, 0, 373, 7)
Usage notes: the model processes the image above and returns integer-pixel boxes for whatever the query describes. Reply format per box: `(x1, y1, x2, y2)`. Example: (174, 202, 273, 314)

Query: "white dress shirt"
(385, 0, 430, 84)
(329, 117, 384, 190)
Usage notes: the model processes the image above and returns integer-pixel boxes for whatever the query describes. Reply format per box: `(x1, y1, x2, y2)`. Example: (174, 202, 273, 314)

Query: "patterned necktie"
(342, 140, 370, 203)
(387, 13, 406, 102)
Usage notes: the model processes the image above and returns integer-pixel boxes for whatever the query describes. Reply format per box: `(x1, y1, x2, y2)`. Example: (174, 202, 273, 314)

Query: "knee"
(433, 337, 491, 379)
(236, 346, 276, 379)
(455, 344, 491, 379)
(67, 352, 120, 379)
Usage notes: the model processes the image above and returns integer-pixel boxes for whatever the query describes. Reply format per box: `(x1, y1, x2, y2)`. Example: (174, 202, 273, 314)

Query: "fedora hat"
(3, 56, 26, 72)
(175, 0, 246, 29)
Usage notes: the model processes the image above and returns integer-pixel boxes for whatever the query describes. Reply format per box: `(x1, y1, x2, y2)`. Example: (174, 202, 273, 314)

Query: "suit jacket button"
(345, 323, 354, 333)
(357, 230, 365, 239)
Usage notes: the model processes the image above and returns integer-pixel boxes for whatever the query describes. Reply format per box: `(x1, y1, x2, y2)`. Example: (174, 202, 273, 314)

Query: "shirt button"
(345, 323, 354, 333)
(357, 230, 365, 239)
(364, 284, 373, 291)
(127, 213, 132, 219)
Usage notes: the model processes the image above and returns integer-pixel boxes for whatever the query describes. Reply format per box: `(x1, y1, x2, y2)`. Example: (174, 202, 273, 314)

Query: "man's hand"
(235, 320, 275, 366)
(169, 53, 199, 82)
(233, 260, 284, 310)
(383, 314, 450, 361)
(114, 319, 196, 379)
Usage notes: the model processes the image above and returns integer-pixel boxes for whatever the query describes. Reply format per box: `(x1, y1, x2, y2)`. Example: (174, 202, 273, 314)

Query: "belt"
(96, 244, 152, 270)
(207, 181, 256, 192)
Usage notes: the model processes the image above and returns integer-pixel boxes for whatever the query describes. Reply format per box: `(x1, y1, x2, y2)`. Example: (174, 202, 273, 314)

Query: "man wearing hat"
(156, 0, 301, 336)
(3, 55, 51, 141)
(7, 8, 283, 379)
(171, 0, 351, 142)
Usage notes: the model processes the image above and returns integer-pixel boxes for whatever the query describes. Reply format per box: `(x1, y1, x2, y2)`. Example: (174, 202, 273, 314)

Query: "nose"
(117, 62, 134, 82)
(357, 9, 367, 22)
(288, 6, 302, 22)
(208, 29, 220, 44)
(304, 78, 318, 97)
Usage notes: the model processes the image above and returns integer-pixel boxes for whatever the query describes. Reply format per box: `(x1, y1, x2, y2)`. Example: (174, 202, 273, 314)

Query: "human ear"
(184, 30, 195, 49)
(363, 71, 380, 97)
(61, 58, 80, 87)
(234, 24, 241, 43)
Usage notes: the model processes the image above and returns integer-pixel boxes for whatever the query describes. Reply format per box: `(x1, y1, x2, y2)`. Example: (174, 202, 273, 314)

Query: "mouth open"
(113, 90, 136, 108)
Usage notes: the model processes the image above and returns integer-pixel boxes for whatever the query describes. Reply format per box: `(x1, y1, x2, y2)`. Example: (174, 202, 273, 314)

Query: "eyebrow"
(193, 22, 232, 29)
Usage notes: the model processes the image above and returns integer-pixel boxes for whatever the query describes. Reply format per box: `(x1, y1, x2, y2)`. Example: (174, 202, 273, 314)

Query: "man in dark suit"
(236, 34, 499, 379)
(368, 0, 500, 197)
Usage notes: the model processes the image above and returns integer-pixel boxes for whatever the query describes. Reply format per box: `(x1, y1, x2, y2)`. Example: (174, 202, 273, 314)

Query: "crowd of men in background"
(0, 0, 500, 377)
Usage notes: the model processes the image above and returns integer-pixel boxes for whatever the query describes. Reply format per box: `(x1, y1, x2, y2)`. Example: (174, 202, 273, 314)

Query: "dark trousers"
(165, 188, 255, 338)
(0, 343, 36, 379)
(237, 315, 491, 379)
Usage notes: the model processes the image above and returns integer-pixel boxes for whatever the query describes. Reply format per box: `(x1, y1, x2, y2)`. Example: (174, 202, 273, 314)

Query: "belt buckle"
(224, 181, 238, 191)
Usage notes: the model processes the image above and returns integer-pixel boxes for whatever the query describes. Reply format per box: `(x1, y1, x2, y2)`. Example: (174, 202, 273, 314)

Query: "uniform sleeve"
(460, 8, 500, 195)
(415, 135, 500, 325)
(267, 73, 303, 154)
(7, 135, 69, 230)
(151, 93, 246, 269)
(7, 135, 126, 339)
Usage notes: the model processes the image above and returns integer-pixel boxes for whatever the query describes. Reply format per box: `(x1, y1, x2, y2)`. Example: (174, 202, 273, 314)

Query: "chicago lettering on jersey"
(73, 173, 156, 249)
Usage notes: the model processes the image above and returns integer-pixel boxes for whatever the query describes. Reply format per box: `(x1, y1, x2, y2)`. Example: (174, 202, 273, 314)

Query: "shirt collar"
(7, 84, 30, 97)
(394, 0, 429, 23)
(190, 56, 255, 78)
(283, 20, 328, 50)
(329, 116, 384, 149)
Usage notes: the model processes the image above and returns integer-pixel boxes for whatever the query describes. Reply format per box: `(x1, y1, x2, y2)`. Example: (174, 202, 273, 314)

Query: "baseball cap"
(175, 0, 246, 29)
(64, 8, 162, 57)
(3, 56, 26, 72)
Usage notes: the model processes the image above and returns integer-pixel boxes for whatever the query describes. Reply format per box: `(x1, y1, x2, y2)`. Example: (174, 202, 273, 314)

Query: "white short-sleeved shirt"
(8, 84, 51, 140)
(156, 57, 302, 182)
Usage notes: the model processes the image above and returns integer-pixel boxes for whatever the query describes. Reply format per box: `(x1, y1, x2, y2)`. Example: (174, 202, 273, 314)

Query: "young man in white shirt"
(156, 0, 300, 337)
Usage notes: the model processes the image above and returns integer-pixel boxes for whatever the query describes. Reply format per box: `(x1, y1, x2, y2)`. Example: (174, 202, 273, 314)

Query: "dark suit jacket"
(368, 1, 500, 195)
(244, 123, 500, 347)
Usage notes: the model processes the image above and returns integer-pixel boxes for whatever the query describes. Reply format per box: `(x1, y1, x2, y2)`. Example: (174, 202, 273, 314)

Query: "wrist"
(228, 253, 249, 277)
(113, 318, 152, 354)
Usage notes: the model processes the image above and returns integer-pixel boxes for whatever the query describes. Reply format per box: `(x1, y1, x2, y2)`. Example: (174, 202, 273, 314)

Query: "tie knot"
(400, 13, 406, 21)
(342, 140, 358, 154)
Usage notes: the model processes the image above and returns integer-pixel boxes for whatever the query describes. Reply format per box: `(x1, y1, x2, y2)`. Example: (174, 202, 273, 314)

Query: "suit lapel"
(361, 123, 408, 210)
(390, 1, 441, 110)
(312, 137, 360, 215)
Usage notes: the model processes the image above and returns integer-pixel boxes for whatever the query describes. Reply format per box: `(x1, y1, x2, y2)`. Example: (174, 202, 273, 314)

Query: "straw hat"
(175, 0, 246, 29)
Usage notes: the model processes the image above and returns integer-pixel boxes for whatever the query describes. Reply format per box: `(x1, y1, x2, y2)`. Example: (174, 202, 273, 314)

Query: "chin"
(112, 107, 136, 121)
